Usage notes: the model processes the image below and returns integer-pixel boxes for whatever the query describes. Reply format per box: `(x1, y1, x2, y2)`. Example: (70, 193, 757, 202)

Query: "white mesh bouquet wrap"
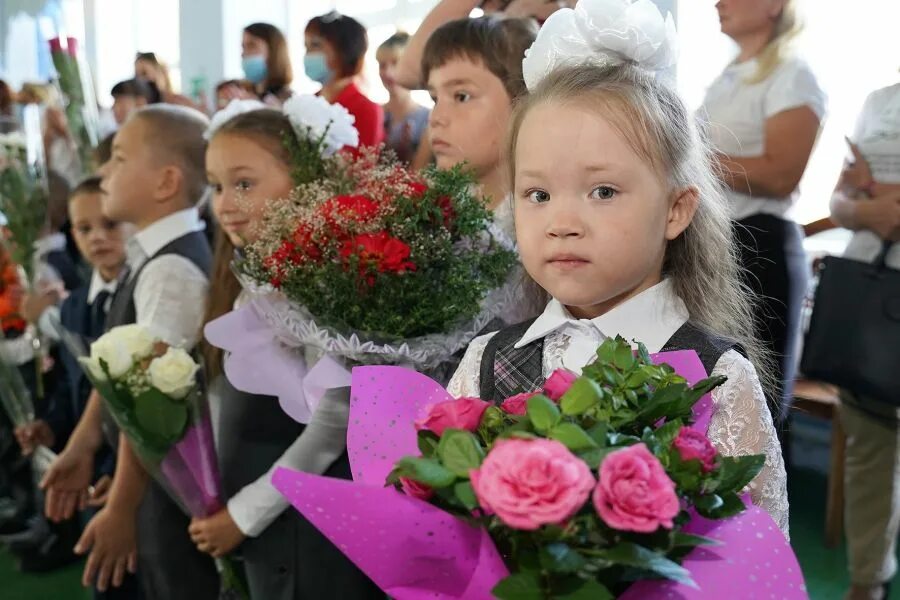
(236, 222, 522, 370)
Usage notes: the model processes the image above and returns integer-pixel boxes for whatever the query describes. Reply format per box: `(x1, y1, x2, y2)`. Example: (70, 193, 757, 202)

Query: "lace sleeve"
(707, 350, 790, 538)
(447, 332, 497, 398)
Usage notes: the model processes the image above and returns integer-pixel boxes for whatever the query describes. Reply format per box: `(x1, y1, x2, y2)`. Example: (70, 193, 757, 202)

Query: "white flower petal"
(147, 347, 199, 400)
(281, 94, 359, 156)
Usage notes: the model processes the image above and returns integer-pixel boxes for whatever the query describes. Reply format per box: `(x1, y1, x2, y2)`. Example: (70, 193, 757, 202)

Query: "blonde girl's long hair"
(506, 63, 776, 396)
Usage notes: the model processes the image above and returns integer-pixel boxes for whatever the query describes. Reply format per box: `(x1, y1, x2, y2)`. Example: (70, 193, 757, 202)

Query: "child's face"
(513, 102, 696, 320)
(206, 133, 294, 248)
(98, 117, 164, 226)
(427, 58, 511, 178)
(377, 48, 401, 94)
(112, 95, 144, 125)
(69, 191, 126, 275)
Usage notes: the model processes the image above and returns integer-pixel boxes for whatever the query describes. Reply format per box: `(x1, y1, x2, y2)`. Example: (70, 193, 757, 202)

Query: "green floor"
(1, 467, 898, 599)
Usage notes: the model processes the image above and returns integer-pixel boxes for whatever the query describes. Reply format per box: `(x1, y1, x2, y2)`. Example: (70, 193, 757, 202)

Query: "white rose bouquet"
(74, 324, 247, 599)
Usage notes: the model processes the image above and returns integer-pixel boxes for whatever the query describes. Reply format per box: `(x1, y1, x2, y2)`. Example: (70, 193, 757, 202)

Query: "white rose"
(282, 94, 359, 156)
(88, 337, 133, 379)
(147, 347, 199, 400)
(103, 324, 156, 361)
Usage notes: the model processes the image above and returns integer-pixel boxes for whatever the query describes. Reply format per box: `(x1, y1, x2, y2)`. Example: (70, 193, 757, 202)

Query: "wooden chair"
(792, 379, 844, 548)
(802, 216, 837, 237)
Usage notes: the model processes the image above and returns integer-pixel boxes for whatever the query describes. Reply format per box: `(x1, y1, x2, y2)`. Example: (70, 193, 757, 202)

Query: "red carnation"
(264, 240, 299, 288)
(291, 224, 322, 262)
(340, 232, 416, 286)
(320, 195, 380, 225)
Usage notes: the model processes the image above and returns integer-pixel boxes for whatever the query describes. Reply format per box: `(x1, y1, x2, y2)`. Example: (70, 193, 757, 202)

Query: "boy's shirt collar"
(87, 269, 120, 304)
(127, 208, 204, 266)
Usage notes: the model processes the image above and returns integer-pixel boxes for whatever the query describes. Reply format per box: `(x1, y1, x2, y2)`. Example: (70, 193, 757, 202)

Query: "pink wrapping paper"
(159, 415, 223, 518)
(272, 468, 506, 599)
(273, 351, 807, 599)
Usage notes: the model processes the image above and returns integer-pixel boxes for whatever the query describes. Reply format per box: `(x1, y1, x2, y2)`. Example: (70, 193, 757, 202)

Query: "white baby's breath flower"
(147, 347, 199, 400)
(281, 94, 359, 156)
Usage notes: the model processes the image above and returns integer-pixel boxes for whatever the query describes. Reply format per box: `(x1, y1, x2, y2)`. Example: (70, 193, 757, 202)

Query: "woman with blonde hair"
(701, 0, 826, 443)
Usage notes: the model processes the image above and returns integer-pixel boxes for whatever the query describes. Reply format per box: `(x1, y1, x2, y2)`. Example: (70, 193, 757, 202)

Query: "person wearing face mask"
(241, 22, 294, 105)
(304, 12, 384, 149)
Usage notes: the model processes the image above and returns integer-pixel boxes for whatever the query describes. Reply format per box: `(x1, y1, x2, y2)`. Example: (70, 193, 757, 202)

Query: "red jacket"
(333, 82, 385, 152)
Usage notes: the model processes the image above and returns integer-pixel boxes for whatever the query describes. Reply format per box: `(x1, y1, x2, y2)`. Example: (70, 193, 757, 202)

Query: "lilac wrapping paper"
(159, 413, 223, 517)
(273, 352, 808, 599)
(204, 302, 315, 424)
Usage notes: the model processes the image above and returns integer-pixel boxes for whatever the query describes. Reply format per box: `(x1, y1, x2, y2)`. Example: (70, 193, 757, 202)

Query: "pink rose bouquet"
(384, 337, 767, 598)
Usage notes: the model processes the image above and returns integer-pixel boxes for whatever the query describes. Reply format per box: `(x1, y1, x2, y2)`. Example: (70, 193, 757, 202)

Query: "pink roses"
(673, 427, 718, 472)
(497, 369, 577, 415)
(415, 397, 490, 436)
(593, 444, 680, 533)
(400, 477, 434, 501)
(470, 439, 595, 530)
(499, 392, 535, 416)
(543, 369, 577, 401)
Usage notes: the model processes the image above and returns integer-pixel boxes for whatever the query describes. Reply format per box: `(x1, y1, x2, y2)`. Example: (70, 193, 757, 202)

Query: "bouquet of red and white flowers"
(240, 151, 516, 347)
(206, 95, 519, 424)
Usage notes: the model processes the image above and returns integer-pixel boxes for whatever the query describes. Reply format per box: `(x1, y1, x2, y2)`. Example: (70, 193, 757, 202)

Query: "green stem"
(215, 556, 249, 600)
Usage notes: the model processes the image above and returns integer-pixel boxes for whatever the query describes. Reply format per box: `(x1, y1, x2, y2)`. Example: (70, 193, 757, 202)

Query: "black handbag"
(801, 241, 900, 405)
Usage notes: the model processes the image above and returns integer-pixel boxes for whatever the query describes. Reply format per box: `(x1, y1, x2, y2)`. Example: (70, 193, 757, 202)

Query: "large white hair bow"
(205, 95, 359, 157)
(522, 0, 678, 92)
(204, 98, 267, 140)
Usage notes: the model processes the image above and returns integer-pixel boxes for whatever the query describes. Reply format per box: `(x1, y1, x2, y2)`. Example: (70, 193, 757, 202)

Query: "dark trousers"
(136, 481, 220, 600)
(734, 214, 808, 463)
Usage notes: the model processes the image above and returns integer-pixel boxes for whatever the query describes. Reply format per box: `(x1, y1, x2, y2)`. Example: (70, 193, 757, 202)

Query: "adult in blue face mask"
(240, 22, 294, 104)
(303, 12, 385, 150)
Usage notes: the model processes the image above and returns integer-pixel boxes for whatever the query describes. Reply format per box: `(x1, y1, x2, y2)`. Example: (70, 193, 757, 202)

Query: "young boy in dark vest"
(40, 105, 218, 599)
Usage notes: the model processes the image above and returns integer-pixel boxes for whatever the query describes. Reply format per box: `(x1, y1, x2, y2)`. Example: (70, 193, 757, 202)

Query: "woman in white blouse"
(701, 0, 826, 434)
(830, 82, 900, 600)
